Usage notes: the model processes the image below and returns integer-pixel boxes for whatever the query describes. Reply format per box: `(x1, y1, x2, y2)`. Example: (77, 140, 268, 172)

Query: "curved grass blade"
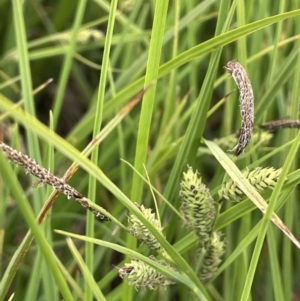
(67, 9, 300, 141)
(56, 230, 209, 301)
(66, 238, 106, 301)
(0, 88, 148, 299)
(0, 153, 73, 301)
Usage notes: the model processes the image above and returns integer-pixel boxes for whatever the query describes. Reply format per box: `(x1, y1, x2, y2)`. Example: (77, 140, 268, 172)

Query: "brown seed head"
(224, 60, 254, 156)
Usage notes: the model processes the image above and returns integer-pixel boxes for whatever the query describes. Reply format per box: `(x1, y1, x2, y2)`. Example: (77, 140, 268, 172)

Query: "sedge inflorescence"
(119, 258, 176, 291)
(179, 166, 216, 245)
(128, 203, 164, 251)
(218, 167, 282, 202)
(0, 141, 109, 220)
(179, 166, 225, 283)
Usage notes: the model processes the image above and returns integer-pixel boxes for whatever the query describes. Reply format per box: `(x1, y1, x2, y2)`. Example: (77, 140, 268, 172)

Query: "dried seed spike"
(224, 60, 254, 156)
(0, 141, 110, 221)
(259, 119, 300, 131)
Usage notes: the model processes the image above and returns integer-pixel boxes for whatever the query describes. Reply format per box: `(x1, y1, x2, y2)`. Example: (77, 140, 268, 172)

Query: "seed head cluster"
(218, 167, 282, 202)
(199, 232, 225, 283)
(179, 166, 225, 283)
(128, 203, 164, 251)
(119, 258, 176, 290)
(179, 166, 216, 245)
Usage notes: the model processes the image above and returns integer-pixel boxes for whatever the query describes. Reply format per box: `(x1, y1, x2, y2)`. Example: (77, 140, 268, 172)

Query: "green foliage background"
(0, 0, 300, 300)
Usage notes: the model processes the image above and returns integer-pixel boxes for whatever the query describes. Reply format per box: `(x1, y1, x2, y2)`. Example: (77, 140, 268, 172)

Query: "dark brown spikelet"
(259, 119, 300, 131)
(224, 60, 254, 156)
(0, 141, 110, 221)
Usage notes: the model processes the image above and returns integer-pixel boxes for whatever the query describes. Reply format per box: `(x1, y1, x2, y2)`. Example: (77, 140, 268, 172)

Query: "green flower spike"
(218, 167, 282, 202)
(128, 204, 164, 251)
(119, 258, 176, 290)
(214, 130, 273, 151)
(179, 166, 216, 244)
(200, 232, 225, 283)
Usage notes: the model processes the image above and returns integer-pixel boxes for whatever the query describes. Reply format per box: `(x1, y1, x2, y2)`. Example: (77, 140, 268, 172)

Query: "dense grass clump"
(1, 1, 300, 300)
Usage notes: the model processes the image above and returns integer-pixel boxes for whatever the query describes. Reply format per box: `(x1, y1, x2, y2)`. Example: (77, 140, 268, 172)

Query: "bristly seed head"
(199, 232, 225, 283)
(0, 141, 110, 221)
(179, 166, 216, 245)
(218, 166, 283, 202)
(119, 257, 176, 290)
(128, 203, 164, 251)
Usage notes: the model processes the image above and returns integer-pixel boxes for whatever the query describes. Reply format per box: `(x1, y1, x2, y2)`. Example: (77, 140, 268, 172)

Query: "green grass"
(1, 0, 300, 300)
